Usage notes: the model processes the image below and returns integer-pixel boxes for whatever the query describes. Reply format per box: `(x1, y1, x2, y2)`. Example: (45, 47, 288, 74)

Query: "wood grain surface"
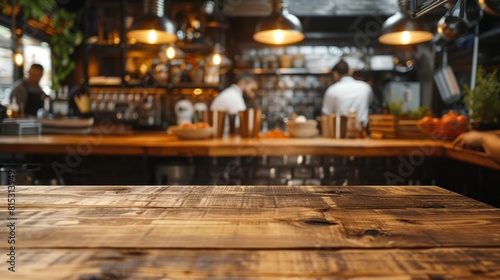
(0, 185, 499, 278)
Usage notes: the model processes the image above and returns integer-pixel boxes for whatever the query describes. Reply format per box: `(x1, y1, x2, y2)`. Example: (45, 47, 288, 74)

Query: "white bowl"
(286, 119, 318, 130)
(171, 127, 213, 140)
(288, 127, 319, 138)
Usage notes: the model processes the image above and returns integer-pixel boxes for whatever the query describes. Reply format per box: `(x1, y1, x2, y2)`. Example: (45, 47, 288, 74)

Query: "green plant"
(388, 100, 404, 116)
(17, 0, 83, 90)
(463, 67, 500, 124)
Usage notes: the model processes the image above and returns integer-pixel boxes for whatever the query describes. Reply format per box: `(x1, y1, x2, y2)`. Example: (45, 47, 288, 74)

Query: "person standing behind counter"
(9, 63, 46, 116)
(322, 60, 374, 126)
(210, 75, 258, 114)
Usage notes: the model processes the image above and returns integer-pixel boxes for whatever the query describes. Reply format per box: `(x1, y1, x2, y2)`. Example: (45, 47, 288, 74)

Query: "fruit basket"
(417, 122, 467, 140)
(417, 112, 468, 140)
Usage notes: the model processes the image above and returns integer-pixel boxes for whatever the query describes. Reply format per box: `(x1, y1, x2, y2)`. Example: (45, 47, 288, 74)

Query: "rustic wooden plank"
(1, 206, 498, 249)
(0, 186, 492, 210)
(1, 248, 499, 279)
(0, 185, 498, 278)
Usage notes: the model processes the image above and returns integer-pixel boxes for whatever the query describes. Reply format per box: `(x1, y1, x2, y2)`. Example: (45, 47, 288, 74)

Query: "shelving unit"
(82, 0, 229, 128)
(232, 65, 333, 129)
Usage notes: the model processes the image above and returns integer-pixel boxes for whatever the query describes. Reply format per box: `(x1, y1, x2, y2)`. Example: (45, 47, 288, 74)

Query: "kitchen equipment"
(384, 81, 421, 112)
(434, 65, 461, 105)
(1, 119, 42, 135)
(437, 0, 483, 41)
(174, 99, 194, 125)
(370, 55, 394, 71)
(36, 117, 94, 134)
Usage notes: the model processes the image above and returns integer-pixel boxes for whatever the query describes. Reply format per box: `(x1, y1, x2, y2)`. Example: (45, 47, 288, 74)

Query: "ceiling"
(223, 0, 399, 17)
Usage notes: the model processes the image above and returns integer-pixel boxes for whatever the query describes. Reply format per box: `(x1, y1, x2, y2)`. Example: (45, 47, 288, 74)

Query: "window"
(0, 25, 13, 104)
(23, 36, 52, 96)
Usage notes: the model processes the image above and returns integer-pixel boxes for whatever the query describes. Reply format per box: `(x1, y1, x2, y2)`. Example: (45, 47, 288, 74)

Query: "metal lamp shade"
(378, 11, 434, 45)
(127, 14, 177, 44)
(253, 10, 304, 45)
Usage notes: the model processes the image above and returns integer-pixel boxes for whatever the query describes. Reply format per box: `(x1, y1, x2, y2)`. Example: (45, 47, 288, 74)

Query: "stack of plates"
(286, 119, 319, 138)
(1, 119, 41, 135)
(36, 118, 94, 134)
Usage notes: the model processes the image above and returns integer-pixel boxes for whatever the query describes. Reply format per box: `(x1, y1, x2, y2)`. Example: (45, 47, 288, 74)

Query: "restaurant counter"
(0, 134, 499, 170)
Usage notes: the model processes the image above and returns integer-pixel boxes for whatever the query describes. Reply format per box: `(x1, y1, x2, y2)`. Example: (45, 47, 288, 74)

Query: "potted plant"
(17, 0, 83, 91)
(463, 66, 500, 130)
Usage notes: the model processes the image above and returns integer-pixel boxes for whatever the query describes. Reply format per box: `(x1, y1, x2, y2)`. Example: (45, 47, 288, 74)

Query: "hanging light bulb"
(166, 45, 176, 59)
(14, 51, 23, 66)
(253, 0, 304, 45)
(160, 44, 184, 62)
(378, 0, 434, 45)
(206, 43, 232, 74)
(212, 53, 222, 65)
(127, 0, 177, 44)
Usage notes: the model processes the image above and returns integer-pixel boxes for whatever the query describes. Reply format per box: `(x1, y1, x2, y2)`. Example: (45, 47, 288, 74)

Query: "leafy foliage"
(17, 0, 83, 90)
(388, 100, 433, 119)
(463, 67, 500, 124)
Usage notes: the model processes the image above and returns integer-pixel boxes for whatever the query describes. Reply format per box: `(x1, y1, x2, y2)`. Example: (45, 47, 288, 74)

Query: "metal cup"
(238, 108, 262, 138)
(208, 110, 226, 138)
(327, 114, 347, 139)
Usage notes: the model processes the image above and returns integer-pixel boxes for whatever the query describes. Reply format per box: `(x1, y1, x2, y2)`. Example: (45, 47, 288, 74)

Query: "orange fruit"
(418, 116, 433, 125)
(180, 122, 193, 129)
(456, 115, 468, 124)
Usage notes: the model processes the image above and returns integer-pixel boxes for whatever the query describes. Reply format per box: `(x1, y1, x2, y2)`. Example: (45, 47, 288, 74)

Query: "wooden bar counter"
(0, 185, 499, 278)
(0, 134, 499, 170)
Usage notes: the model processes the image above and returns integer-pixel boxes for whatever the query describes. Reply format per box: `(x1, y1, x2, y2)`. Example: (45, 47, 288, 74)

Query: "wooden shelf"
(234, 68, 331, 75)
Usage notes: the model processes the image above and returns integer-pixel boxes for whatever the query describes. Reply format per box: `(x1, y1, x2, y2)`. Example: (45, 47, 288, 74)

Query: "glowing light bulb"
(148, 30, 158, 44)
(401, 31, 411, 45)
(166, 46, 175, 59)
(273, 30, 284, 44)
(212, 53, 222, 65)
(14, 53, 23, 66)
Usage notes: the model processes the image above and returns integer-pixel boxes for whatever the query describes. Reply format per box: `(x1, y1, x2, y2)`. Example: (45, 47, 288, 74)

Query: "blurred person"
(9, 63, 46, 116)
(321, 60, 374, 126)
(452, 130, 500, 164)
(210, 74, 258, 114)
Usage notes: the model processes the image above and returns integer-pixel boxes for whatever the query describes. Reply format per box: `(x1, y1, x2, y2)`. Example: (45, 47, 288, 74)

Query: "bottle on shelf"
(347, 108, 359, 139)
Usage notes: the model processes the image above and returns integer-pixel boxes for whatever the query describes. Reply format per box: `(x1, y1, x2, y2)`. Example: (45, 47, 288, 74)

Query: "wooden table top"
(0, 185, 499, 279)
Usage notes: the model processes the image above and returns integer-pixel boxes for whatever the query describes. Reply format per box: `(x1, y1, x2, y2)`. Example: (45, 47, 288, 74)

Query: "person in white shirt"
(210, 75, 258, 114)
(322, 60, 374, 126)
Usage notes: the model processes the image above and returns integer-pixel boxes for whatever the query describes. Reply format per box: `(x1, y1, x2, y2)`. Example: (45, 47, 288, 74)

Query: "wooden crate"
(369, 115, 430, 139)
(368, 115, 396, 138)
(396, 119, 431, 139)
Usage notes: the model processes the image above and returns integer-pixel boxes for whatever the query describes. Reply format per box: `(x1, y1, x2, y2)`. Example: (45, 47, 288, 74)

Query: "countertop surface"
(0, 185, 499, 278)
(0, 133, 499, 170)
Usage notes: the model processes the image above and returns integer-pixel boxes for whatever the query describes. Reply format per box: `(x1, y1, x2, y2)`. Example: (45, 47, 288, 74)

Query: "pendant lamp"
(127, 0, 177, 44)
(253, 0, 304, 45)
(378, 0, 434, 45)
